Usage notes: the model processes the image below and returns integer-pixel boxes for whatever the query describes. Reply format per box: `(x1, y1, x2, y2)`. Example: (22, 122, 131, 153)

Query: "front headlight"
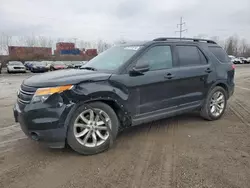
(32, 85, 73, 103)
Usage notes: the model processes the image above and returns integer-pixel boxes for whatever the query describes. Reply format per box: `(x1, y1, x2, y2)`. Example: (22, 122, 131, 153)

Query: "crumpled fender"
(70, 80, 130, 113)
(64, 80, 132, 130)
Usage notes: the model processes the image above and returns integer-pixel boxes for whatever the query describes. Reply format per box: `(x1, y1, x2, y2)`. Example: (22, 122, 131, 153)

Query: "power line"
(175, 17, 187, 38)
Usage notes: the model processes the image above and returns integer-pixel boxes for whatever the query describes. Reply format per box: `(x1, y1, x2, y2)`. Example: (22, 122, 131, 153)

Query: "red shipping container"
(86, 49, 98, 56)
(8, 46, 52, 58)
(56, 42, 75, 49)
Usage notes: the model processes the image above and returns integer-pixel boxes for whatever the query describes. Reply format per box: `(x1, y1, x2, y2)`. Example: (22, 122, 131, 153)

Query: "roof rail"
(153, 37, 217, 44)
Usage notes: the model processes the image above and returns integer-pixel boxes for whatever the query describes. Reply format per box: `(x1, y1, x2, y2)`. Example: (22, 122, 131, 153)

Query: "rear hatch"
(208, 46, 235, 86)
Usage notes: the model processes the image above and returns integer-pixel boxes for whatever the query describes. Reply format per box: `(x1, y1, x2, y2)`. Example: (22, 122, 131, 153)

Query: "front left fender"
(67, 81, 130, 114)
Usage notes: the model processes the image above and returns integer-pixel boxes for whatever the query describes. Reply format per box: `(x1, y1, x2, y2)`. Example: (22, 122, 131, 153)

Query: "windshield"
(9, 61, 23, 65)
(53, 61, 65, 65)
(25, 61, 33, 64)
(62, 61, 72, 65)
(34, 62, 46, 66)
(82, 46, 141, 71)
(72, 61, 82, 65)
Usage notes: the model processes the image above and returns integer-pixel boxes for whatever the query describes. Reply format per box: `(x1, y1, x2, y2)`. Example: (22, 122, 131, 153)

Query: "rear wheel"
(200, 86, 227, 120)
(67, 102, 119, 155)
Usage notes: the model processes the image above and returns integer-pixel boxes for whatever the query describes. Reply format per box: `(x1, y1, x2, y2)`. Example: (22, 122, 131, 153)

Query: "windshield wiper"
(80, 66, 97, 71)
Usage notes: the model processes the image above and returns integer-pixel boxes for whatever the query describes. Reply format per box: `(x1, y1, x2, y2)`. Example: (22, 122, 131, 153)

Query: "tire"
(67, 102, 119, 155)
(200, 86, 227, 121)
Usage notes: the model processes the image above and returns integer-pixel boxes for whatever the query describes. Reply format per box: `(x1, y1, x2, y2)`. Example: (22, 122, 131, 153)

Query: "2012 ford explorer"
(14, 38, 235, 155)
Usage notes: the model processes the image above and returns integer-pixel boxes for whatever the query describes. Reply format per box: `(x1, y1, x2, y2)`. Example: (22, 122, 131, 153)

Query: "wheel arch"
(215, 83, 229, 99)
(65, 80, 132, 131)
(96, 99, 132, 129)
(64, 98, 131, 134)
(207, 81, 229, 99)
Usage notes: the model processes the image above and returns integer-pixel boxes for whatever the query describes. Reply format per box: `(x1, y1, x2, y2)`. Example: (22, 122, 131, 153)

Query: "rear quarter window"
(209, 47, 229, 63)
(176, 46, 206, 66)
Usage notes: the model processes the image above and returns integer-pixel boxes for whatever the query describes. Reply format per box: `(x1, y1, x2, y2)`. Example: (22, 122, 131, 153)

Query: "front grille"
(17, 84, 37, 105)
(14, 67, 23, 69)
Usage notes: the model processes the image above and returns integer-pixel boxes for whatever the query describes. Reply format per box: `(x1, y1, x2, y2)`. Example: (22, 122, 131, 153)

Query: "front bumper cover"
(13, 96, 73, 148)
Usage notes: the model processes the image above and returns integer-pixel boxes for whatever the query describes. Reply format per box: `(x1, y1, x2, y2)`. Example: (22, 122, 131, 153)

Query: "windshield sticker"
(124, 46, 141, 50)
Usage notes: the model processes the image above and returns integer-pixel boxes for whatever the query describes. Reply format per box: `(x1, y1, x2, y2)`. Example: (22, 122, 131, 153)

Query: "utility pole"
(175, 17, 187, 39)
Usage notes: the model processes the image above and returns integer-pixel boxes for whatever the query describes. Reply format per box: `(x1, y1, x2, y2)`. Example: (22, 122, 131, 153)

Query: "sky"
(0, 0, 250, 43)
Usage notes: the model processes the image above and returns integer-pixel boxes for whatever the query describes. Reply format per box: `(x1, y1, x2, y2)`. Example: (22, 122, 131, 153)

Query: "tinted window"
(209, 47, 229, 63)
(136, 46, 172, 71)
(198, 50, 207, 64)
(177, 46, 204, 66)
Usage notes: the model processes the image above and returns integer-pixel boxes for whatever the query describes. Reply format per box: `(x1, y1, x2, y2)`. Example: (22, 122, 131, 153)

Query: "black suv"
(14, 38, 235, 155)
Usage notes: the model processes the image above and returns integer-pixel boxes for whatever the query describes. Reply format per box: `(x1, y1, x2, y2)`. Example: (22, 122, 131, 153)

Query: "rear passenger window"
(209, 47, 229, 63)
(177, 46, 206, 66)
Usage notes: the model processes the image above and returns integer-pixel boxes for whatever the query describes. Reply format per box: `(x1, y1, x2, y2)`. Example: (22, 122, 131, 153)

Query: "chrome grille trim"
(17, 84, 37, 105)
(19, 88, 35, 95)
(17, 98, 30, 104)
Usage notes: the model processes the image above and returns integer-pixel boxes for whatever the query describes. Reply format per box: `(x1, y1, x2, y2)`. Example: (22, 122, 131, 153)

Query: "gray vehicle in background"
(247, 57, 250, 63)
(7, 61, 26, 73)
(239, 57, 248, 64)
(228, 55, 243, 64)
(72, 61, 88, 69)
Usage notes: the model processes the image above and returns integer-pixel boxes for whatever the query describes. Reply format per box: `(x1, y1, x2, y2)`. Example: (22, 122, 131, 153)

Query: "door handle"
(164, 73, 174, 79)
(205, 68, 212, 73)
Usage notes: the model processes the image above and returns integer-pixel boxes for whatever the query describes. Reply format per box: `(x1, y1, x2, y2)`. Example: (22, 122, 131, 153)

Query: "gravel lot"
(0, 65, 250, 188)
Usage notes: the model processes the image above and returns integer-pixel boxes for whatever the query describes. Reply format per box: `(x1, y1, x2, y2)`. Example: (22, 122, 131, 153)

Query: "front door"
(110, 45, 179, 117)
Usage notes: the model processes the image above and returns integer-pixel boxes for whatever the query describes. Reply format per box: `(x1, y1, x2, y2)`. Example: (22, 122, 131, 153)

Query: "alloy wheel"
(210, 91, 225, 117)
(73, 108, 111, 147)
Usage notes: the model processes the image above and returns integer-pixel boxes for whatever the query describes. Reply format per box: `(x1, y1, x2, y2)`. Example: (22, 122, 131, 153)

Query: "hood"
(23, 69, 112, 87)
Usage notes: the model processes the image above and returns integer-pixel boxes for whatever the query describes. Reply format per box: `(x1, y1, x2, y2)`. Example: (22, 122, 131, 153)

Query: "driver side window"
(136, 46, 173, 71)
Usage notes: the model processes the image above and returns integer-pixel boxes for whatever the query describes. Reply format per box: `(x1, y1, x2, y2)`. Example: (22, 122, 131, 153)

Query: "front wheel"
(67, 102, 119, 155)
(200, 86, 227, 121)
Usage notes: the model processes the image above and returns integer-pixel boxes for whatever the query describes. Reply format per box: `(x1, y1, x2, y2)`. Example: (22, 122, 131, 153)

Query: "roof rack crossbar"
(153, 37, 216, 44)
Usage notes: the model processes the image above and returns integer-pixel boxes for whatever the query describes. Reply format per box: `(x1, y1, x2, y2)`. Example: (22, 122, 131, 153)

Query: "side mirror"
(129, 63, 149, 76)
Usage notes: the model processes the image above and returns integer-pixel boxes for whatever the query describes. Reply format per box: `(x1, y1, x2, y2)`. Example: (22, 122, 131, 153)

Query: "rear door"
(173, 45, 216, 106)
